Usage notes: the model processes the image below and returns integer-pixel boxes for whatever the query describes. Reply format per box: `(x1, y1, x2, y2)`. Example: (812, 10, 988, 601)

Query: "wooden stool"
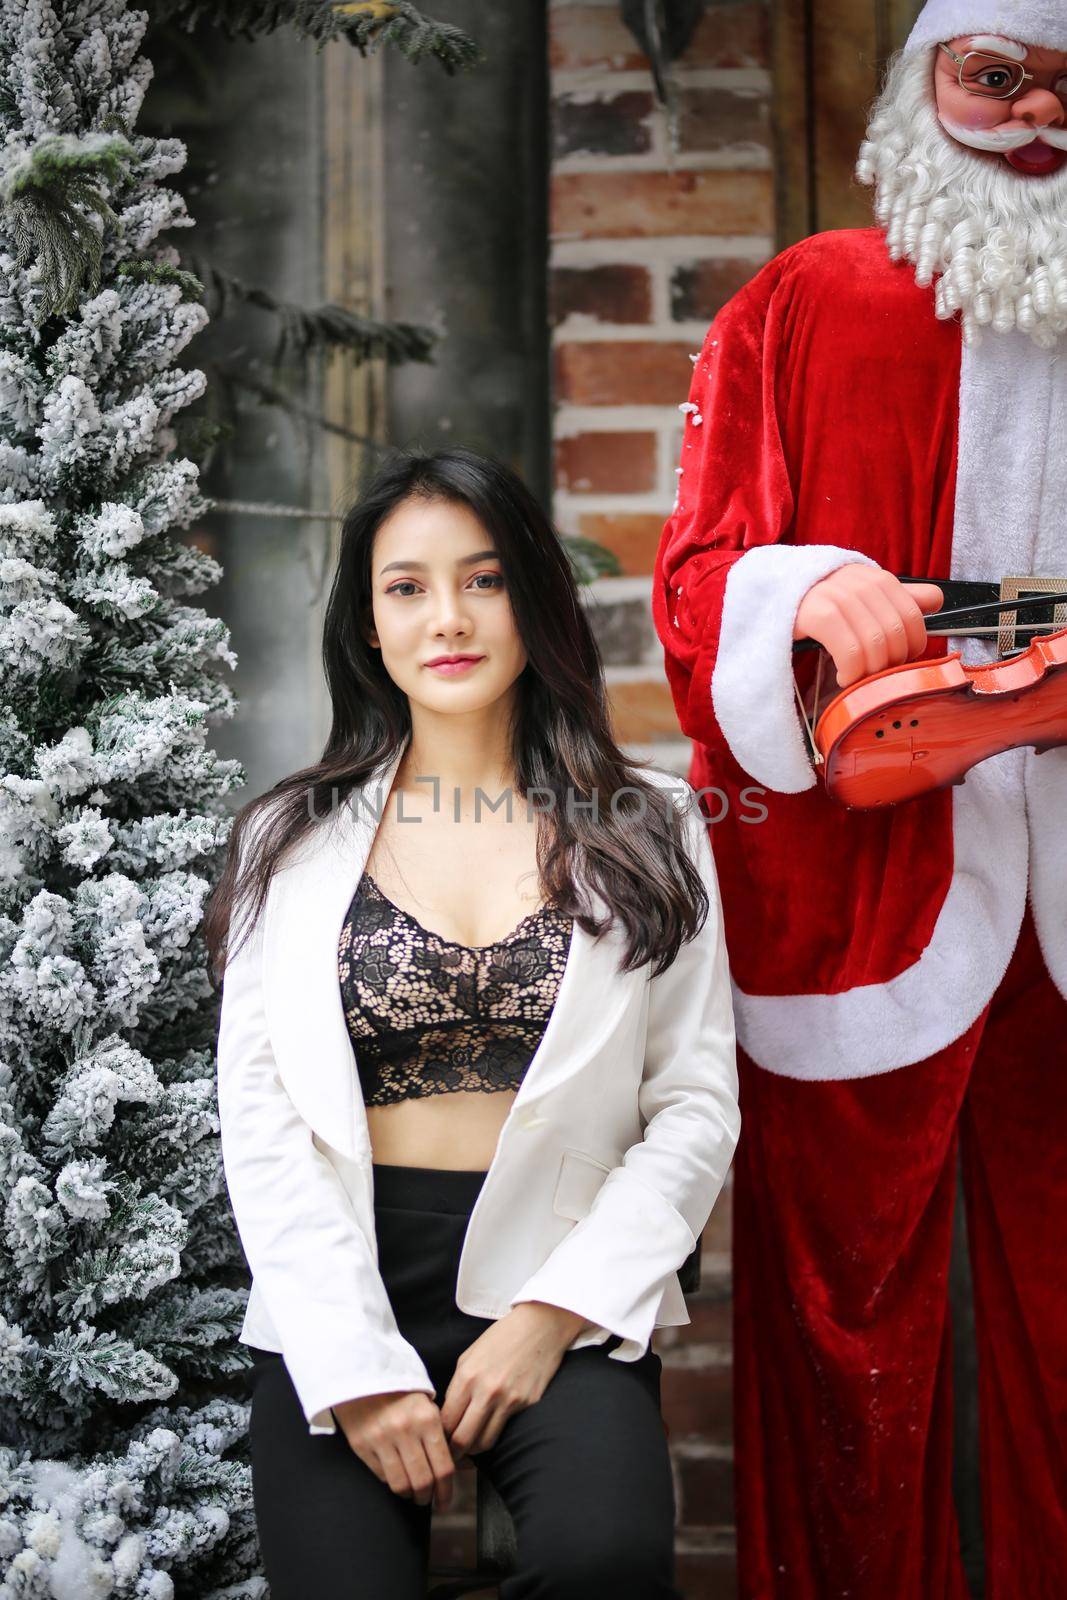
(426, 1468, 517, 1598)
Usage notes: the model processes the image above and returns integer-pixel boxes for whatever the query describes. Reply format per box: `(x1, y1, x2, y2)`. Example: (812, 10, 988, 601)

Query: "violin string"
(925, 624, 1056, 640)
(796, 648, 828, 761)
(797, 620, 1063, 656)
(924, 591, 1067, 625)
(792, 663, 823, 764)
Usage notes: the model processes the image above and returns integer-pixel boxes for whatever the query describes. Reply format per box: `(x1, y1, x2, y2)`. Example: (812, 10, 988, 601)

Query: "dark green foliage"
(150, 0, 482, 73)
(2, 132, 138, 321)
(182, 251, 437, 371)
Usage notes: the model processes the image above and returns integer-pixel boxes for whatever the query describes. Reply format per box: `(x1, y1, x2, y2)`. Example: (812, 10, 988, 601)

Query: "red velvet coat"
(652, 226, 1067, 1080)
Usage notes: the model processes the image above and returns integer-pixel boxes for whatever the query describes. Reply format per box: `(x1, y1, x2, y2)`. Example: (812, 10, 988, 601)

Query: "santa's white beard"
(855, 47, 1067, 348)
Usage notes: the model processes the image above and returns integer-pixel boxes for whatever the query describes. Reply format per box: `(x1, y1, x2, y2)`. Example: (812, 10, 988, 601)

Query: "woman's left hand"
(440, 1301, 590, 1458)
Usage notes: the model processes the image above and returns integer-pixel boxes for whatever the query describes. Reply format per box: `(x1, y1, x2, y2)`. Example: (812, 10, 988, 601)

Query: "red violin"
(792, 579, 1067, 809)
(813, 627, 1067, 808)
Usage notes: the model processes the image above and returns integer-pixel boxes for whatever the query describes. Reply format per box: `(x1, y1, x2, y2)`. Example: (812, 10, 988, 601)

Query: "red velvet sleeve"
(652, 261, 795, 756)
(652, 253, 877, 792)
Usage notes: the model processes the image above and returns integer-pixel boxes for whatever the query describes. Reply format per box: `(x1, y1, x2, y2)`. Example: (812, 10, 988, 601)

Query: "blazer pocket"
(552, 1148, 613, 1222)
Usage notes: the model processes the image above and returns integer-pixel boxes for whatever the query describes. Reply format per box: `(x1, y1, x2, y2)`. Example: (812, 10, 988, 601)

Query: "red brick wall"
(550, 4, 774, 1592)
(549, 0, 773, 771)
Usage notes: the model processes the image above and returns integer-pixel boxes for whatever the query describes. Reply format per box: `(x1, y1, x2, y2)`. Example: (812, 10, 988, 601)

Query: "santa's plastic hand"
(793, 565, 944, 689)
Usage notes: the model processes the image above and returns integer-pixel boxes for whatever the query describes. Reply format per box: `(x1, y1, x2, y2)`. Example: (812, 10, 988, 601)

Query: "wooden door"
(772, 0, 922, 245)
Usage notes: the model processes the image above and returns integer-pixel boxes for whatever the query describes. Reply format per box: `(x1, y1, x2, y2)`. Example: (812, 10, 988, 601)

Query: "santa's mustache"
(939, 113, 1067, 152)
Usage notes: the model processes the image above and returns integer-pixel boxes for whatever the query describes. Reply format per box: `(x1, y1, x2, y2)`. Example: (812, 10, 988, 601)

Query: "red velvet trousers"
(732, 902, 1067, 1599)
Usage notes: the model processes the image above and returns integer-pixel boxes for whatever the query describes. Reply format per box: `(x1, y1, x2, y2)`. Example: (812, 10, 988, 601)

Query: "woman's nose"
(430, 594, 472, 630)
(1010, 87, 1066, 127)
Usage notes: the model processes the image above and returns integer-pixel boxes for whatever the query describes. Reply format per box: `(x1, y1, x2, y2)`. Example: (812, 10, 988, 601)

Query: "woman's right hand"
(333, 1390, 455, 1510)
(793, 565, 944, 688)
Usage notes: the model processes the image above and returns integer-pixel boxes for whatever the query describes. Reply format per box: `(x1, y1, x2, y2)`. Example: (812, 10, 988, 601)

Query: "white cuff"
(294, 1332, 436, 1435)
(711, 544, 879, 792)
(509, 1168, 694, 1357)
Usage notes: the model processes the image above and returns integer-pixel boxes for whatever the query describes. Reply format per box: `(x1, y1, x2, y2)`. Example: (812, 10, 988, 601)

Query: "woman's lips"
(425, 656, 484, 675)
(1004, 141, 1067, 175)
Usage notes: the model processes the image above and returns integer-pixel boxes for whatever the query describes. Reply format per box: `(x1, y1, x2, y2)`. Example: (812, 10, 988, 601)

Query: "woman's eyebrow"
(379, 550, 499, 575)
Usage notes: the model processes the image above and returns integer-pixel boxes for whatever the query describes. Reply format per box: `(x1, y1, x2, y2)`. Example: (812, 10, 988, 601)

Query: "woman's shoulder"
(632, 765, 716, 879)
(631, 762, 698, 814)
(230, 784, 324, 881)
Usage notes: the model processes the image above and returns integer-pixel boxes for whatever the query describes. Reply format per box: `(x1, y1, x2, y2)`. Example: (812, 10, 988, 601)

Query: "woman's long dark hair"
(203, 446, 708, 983)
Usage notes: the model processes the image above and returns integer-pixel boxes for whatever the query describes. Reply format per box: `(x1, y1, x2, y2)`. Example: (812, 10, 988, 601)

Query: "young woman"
(204, 446, 739, 1599)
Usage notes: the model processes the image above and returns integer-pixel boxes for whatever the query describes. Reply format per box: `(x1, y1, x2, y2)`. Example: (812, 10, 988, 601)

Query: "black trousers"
(246, 1163, 680, 1599)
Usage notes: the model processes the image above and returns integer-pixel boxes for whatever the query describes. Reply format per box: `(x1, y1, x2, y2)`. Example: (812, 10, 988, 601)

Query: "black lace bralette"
(337, 869, 573, 1107)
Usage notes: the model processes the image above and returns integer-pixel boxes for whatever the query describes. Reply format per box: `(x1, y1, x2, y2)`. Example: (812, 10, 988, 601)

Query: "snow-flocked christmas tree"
(0, 0, 489, 1589)
(0, 2, 267, 1593)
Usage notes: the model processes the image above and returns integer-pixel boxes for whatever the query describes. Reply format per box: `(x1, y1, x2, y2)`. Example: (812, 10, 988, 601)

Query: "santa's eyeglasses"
(938, 41, 1067, 101)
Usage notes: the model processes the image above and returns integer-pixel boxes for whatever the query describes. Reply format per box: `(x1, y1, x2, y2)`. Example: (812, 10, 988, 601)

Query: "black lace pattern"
(338, 870, 573, 1106)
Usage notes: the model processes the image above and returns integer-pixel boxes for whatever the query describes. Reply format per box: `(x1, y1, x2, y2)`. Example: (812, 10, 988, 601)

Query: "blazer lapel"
(262, 743, 634, 1159)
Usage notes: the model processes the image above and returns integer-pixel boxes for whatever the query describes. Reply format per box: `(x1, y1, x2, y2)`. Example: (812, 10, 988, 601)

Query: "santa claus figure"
(652, 1, 1067, 1593)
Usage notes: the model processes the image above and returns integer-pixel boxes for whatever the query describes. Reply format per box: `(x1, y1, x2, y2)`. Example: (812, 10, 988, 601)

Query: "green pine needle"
(184, 252, 437, 367)
(151, 0, 483, 73)
(117, 257, 207, 304)
(2, 132, 138, 323)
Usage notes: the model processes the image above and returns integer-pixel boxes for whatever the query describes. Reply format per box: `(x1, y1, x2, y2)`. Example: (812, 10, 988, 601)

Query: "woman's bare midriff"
(367, 1089, 517, 1171)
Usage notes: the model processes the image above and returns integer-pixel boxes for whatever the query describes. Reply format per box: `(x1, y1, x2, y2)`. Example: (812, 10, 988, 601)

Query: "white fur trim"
(952, 330, 1067, 624)
(955, 327, 1067, 1002)
(1018, 326, 1067, 1000)
(905, 0, 1067, 52)
(734, 750, 1029, 1079)
(736, 325, 1067, 1079)
(711, 544, 880, 794)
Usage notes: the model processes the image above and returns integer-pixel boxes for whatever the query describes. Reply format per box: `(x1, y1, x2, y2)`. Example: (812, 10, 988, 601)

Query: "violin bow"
(793, 587, 1065, 653)
(791, 583, 1067, 765)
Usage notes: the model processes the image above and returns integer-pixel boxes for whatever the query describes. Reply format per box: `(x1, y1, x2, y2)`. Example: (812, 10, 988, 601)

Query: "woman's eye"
(385, 573, 503, 596)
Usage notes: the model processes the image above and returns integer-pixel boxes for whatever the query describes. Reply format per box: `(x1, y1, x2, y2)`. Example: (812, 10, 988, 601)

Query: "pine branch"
(117, 255, 207, 303)
(0, 131, 138, 322)
(330, 0, 481, 69)
(213, 358, 386, 447)
(149, 0, 482, 73)
(182, 252, 436, 369)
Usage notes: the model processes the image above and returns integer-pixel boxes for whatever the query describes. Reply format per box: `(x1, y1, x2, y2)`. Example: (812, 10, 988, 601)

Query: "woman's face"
(365, 495, 528, 714)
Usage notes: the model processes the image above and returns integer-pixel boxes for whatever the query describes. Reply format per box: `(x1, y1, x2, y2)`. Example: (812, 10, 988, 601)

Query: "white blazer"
(216, 741, 739, 1434)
